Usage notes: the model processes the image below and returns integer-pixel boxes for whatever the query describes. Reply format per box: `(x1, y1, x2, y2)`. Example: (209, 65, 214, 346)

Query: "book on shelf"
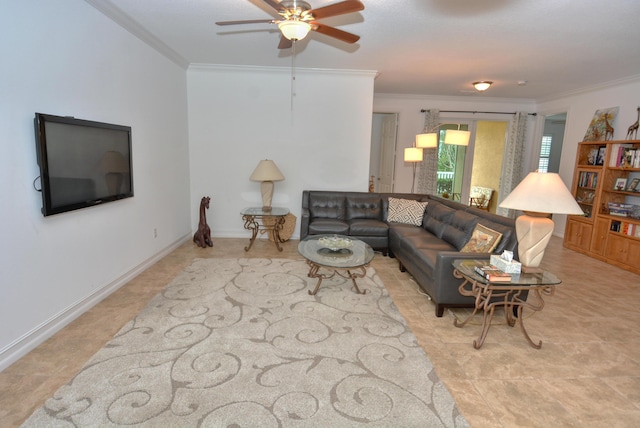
(473, 265, 512, 282)
(609, 143, 640, 167)
(608, 203, 635, 217)
(578, 171, 598, 188)
(611, 220, 640, 237)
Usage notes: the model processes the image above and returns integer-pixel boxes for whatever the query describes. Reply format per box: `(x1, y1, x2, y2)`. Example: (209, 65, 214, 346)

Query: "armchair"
(469, 186, 493, 211)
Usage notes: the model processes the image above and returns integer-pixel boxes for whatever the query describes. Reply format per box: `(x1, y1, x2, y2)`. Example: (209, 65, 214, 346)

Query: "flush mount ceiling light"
(473, 81, 493, 92)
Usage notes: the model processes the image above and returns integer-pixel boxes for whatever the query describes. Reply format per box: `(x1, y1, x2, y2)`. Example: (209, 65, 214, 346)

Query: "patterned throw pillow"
(387, 197, 428, 226)
(460, 224, 503, 253)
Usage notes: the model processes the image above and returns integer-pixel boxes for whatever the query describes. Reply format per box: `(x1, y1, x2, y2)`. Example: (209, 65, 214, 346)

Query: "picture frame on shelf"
(587, 147, 598, 165)
(596, 146, 606, 165)
(627, 177, 640, 192)
(614, 178, 627, 191)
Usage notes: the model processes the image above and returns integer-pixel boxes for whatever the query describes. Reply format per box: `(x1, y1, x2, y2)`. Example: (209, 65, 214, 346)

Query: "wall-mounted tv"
(34, 113, 134, 216)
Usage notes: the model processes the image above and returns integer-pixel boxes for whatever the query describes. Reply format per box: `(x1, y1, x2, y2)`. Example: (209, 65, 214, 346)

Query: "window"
(538, 135, 552, 172)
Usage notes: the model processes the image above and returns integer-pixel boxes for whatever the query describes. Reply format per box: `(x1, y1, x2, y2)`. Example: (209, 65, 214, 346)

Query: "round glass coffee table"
(298, 235, 374, 295)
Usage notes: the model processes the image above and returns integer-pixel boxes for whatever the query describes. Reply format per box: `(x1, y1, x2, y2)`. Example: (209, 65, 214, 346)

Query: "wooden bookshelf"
(564, 140, 640, 275)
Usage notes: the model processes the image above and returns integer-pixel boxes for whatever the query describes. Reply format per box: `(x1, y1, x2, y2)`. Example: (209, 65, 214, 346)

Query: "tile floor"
(2, 236, 640, 427)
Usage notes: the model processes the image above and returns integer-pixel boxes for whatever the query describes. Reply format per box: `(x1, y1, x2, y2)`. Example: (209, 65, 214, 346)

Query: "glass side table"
(240, 207, 289, 252)
(298, 235, 374, 295)
(452, 259, 561, 349)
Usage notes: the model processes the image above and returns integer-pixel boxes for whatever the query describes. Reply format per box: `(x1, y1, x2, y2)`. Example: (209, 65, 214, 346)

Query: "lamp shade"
(416, 133, 438, 148)
(250, 159, 285, 182)
(444, 130, 470, 146)
(404, 147, 423, 162)
(499, 172, 583, 215)
(278, 20, 311, 41)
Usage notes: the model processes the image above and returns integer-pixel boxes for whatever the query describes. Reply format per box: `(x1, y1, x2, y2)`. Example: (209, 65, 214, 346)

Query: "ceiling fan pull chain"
(291, 40, 297, 112)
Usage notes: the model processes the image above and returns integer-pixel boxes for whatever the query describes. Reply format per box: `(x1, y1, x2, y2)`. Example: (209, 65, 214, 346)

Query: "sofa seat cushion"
(308, 219, 349, 236)
(388, 223, 425, 240)
(349, 219, 388, 237)
(397, 235, 456, 281)
(403, 233, 457, 252)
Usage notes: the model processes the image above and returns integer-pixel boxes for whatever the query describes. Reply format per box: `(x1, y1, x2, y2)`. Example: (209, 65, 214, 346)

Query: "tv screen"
(34, 113, 133, 216)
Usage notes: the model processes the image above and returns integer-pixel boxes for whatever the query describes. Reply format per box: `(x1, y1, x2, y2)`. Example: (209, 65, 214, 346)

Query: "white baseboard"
(0, 234, 190, 372)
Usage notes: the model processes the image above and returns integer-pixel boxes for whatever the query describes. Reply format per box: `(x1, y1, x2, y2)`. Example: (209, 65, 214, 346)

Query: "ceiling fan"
(216, 0, 364, 49)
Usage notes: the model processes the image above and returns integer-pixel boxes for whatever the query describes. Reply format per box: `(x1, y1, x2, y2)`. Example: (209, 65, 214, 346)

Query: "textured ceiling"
(88, 0, 640, 100)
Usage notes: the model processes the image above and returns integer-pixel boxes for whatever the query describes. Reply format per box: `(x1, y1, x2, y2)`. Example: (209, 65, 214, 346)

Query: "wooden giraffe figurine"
(604, 113, 614, 141)
(193, 196, 213, 248)
(626, 107, 639, 140)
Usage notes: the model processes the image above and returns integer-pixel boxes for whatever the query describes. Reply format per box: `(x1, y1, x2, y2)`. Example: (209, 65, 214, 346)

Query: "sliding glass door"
(436, 121, 508, 213)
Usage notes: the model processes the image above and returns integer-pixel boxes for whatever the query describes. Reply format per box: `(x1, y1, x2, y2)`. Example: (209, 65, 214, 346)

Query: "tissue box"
(490, 254, 522, 274)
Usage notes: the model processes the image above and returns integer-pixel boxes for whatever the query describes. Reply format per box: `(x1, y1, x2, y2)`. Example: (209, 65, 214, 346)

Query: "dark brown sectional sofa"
(300, 190, 519, 316)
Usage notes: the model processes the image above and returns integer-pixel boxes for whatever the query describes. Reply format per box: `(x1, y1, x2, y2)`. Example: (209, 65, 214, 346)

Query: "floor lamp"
(404, 146, 423, 193)
(499, 172, 583, 272)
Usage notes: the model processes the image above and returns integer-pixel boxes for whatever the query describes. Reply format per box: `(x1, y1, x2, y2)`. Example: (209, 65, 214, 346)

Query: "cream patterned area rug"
(24, 258, 468, 427)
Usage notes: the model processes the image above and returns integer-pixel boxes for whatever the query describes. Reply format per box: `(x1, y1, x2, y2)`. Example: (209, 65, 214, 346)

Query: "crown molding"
(188, 63, 377, 78)
(535, 74, 640, 103)
(84, 0, 189, 69)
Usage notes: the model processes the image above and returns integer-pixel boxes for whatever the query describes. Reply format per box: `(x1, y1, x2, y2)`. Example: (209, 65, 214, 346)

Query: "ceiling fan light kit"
(278, 20, 311, 40)
(216, 0, 364, 48)
(473, 81, 493, 92)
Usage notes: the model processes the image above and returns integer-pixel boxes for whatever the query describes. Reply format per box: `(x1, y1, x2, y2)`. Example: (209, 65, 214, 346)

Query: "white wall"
(373, 94, 537, 193)
(0, 1, 191, 369)
(537, 78, 640, 235)
(187, 65, 376, 238)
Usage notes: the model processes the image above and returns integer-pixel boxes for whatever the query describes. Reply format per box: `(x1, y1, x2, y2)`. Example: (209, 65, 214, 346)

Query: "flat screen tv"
(34, 113, 133, 216)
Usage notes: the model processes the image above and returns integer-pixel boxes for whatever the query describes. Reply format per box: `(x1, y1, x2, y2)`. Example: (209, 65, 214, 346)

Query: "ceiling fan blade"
(308, 0, 364, 20)
(263, 0, 287, 13)
(312, 23, 360, 43)
(278, 35, 293, 49)
(216, 19, 276, 26)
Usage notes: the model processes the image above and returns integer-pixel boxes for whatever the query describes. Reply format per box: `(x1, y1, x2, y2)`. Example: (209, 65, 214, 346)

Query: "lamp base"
(520, 265, 544, 274)
(260, 181, 274, 211)
(515, 214, 554, 269)
(261, 206, 272, 212)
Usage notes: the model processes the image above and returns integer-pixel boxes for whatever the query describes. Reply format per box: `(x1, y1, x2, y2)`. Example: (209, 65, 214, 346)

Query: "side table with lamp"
(498, 172, 584, 272)
(243, 159, 288, 251)
(450, 172, 582, 349)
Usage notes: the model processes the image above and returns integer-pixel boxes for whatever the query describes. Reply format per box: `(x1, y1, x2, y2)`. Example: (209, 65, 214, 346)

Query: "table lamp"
(499, 172, 583, 272)
(250, 159, 285, 212)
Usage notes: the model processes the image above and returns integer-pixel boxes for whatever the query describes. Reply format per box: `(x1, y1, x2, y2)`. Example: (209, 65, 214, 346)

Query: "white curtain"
(497, 112, 528, 218)
(416, 109, 439, 194)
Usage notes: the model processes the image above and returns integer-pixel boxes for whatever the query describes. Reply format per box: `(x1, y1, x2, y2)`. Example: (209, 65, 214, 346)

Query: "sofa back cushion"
(441, 210, 480, 250)
(423, 202, 456, 238)
(346, 195, 382, 220)
(309, 193, 346, 220)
